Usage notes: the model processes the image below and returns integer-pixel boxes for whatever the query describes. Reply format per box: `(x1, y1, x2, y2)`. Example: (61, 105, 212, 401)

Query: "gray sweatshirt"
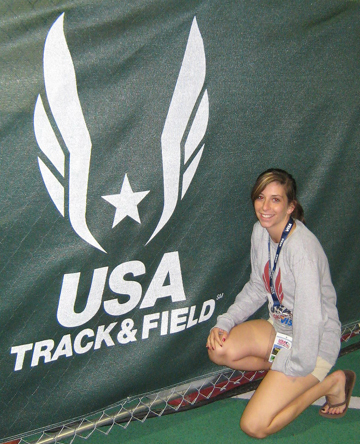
(215, 220, 341, 377)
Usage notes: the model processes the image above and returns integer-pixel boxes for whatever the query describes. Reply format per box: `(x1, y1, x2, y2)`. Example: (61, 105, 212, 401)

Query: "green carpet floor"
(74, 348, 360, 444)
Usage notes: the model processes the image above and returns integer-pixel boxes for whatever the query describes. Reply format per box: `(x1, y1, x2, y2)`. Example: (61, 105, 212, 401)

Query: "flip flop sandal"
(319, 370, 356, 419)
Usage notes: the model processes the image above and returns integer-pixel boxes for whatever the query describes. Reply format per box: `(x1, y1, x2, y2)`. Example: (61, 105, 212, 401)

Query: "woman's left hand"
(206, 327, 228, 350)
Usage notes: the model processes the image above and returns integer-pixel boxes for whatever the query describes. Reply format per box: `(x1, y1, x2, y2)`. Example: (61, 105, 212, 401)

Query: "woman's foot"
(320, 370, 356, 417)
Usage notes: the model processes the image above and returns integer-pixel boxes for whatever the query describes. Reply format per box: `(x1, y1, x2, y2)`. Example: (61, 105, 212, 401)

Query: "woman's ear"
(287, 201, 296, 215)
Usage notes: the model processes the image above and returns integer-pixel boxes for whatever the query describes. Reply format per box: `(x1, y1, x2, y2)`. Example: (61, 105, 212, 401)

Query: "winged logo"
(147, 16, 209, 244)
(34, 13, 105, 252)
(34, 13, 208, 252)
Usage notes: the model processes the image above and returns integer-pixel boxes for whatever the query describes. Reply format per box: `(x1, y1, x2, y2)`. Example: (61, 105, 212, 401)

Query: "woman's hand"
(206, 327, 228, 350)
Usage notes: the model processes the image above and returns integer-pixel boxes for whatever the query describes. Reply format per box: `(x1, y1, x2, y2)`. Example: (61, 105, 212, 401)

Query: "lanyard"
(268, 217, 294, 307)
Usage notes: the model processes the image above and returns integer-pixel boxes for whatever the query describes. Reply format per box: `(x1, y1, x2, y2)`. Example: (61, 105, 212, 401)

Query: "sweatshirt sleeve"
(271, 254, 325, 377)
(214, 226, 268, 333)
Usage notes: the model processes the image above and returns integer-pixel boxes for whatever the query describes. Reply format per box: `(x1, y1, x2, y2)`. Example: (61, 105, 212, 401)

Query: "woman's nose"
(262, 198, 270, 211)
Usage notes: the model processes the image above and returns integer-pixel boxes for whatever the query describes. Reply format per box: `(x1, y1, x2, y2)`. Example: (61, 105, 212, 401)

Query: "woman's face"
(254, 181, 295, 238)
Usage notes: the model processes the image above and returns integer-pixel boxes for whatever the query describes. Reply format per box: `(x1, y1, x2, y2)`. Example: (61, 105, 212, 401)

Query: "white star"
(102, 174, 150, 228)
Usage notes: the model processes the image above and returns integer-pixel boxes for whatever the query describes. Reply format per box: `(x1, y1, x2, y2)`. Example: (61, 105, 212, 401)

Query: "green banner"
(1, 0, 360, 440)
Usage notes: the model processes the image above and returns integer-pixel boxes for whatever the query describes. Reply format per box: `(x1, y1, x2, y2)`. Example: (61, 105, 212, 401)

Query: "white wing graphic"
(147, 17, 209, 244)
(34, 13, 105, 253)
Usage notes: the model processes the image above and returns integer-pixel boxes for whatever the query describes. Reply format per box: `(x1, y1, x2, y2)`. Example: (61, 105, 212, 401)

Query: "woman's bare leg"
(207, 320, 349, 437)
(208, 319, 276, 371)
(240, 369, 347, 438)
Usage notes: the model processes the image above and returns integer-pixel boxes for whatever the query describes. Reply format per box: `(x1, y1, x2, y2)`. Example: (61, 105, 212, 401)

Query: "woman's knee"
(207, 345, 229, 365)
(240, 415, 269, 439)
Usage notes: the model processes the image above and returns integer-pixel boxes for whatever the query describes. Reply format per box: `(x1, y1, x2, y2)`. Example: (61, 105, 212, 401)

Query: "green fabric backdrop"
(1, 0, 359, 440)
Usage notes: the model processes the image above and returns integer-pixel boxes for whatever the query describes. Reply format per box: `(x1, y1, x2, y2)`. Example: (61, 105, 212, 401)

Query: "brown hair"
(251, 168, 305, 223)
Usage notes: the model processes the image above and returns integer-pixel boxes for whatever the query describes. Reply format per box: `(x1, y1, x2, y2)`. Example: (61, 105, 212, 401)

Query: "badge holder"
(268, 332, 292, 363)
